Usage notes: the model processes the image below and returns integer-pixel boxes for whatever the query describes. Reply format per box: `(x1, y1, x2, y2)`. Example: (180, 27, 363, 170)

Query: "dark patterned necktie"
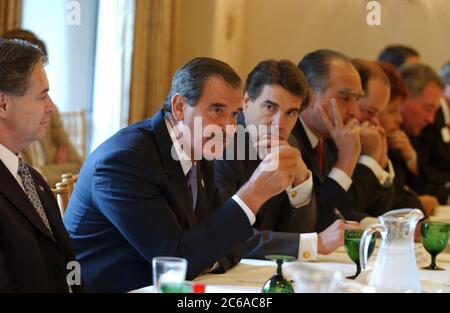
(17, 157, 53, 235)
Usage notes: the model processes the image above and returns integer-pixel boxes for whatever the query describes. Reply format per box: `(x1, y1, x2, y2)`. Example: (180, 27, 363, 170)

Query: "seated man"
(0, 38, 79, 292)
(415, 61, 450, 192)
(2, 29, 83, 187)
(397, 63, 449, 204)
(377, 45, 421, 69)
(292, 49, 386, 231)
(64, 57, 300, 293)
(375, 61, 438, 215)
(215, 59, 354, 261)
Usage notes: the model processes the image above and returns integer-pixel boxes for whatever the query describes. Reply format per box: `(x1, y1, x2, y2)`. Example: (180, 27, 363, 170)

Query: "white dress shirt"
(164, 118, 256, 224)
(0, 144, 25, 191)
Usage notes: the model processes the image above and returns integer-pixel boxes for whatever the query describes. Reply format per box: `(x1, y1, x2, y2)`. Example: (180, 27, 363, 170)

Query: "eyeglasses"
(337, 88, 365, 102)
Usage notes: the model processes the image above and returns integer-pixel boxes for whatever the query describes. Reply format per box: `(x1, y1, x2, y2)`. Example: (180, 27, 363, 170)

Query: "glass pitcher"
(360, 208, 424, 293)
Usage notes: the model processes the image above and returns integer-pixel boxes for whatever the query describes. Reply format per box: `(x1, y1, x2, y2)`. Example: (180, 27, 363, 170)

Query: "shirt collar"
(300, 117, 320, 149)
(164, 118, 193, 176)
(0, 143, 20, 178)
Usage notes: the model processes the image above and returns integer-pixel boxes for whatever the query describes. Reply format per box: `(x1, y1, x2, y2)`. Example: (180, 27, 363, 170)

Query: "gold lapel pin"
(201, 179, 205, 188)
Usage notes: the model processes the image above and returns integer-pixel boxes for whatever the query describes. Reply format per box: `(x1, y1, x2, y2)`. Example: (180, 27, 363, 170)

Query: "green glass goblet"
(421, 222, 450, 271)
(344, 229, 376, 280)
(262, 255, 295, 293)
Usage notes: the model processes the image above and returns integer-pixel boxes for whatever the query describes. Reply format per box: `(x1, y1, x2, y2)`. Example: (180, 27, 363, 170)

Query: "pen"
(334, 208, 348, 224)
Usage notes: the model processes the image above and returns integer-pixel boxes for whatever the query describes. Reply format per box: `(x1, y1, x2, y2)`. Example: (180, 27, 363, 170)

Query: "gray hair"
(298, 49, 354, 94)
(163, 57, 241, 111)
(399, 63, 444, 97)
(0, 38, 47, 96)
(439, 61, 450, 85)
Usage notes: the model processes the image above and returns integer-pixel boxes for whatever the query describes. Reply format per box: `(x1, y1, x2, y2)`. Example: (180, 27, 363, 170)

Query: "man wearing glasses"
(292, 49, 383, 231)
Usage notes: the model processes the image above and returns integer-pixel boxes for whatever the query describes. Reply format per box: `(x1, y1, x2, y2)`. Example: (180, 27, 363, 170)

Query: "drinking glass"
(420, 222, 450, 271)
(345, 229, 375, 280)
(261, 255, 295, 293)
(152, 257, 187, 293)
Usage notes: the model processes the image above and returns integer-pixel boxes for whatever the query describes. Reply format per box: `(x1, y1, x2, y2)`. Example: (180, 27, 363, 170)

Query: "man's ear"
(242, 92, 251, 112)
(171, 93, 185, 122)
(0, 93, 8, 119)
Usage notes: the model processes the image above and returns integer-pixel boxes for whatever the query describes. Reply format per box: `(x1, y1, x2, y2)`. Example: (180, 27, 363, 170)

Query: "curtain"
(0, 0, 22, 35)
(128, 0, 176, 124)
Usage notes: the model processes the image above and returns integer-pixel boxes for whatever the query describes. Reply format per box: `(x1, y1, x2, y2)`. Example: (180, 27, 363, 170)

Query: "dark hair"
(399, 63, 444, 97)
(352, 58, 389, 93)
(298, 49, 355, 107)
(378, 45, 420, 68)
(163, 57, 241, 111)
(0, 38, 47, 96)
(245, 59, 309, 104)
(375, 61, 408, 102)
(2, 29, 48, 57)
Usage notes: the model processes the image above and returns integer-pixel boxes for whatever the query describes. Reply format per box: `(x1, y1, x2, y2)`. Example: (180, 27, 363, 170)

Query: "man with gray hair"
(292, 49, 387, 231)
(398, 63, 449, 204)
(413, 62, 450, 202)
(64, 57, 301, 292)
(0, 38, 79, 292)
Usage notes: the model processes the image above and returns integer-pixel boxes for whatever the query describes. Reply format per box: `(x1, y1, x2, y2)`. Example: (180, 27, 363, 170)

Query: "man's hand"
(54, 145, 69, 164)
(360, 121, 383, 161)
(418, 195, 439, 216)
(237, 144, 299, 214)
(256, 139, 309, 187)
(317, 219, 360, 255)
(320, 99, 361, 177)
(386, 130, 416, 162)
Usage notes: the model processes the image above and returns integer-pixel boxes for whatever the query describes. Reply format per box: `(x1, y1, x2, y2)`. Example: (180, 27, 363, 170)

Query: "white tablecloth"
(132, 206, 450, 293)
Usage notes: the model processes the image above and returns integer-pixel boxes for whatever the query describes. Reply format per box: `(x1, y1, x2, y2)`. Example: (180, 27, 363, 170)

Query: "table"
(132, 206, 450, 293)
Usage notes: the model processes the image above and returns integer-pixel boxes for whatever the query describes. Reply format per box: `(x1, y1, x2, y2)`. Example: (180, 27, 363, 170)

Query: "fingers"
(330, 98, 344, 129)
(319, 104, 334, 133)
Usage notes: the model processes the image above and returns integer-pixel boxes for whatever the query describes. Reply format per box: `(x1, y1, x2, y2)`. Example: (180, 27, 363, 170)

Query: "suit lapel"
(293, 120, 325, 182)
(151, 110, 198, 226)
(194, 162, 209, 221)
(0, 161, 55, 242)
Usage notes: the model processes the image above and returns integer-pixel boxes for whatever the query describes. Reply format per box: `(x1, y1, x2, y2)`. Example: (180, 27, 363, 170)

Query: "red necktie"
(314, 140, 324, 172)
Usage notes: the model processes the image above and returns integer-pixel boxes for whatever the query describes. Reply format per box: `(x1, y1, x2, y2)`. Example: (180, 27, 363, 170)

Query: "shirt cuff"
(358, 155, 395, 187)
(286, 170, 313, 208)
(329, 167, 353, 191)
(298, 233, 318, 261)
(360, 217, 379, 229)
(232, 194, 256, 225)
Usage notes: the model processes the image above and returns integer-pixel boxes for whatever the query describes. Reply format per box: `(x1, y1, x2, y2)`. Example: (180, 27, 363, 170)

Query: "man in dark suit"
(397, 64, 449, 204)
(63, 57, 301, 293)
(215, 59, 353, 261)
(291, 50, 394, 231)
(0, 39, 79, 292)
(415, 61, 450, 196)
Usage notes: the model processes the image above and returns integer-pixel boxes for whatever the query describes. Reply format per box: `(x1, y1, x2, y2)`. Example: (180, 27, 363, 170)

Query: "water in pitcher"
(360, 208, 424, 293)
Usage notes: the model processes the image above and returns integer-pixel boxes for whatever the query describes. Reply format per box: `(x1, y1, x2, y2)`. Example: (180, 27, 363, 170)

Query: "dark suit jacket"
(388, 149, 424, 212)
(291, 119, 400, 229)
(214, 124, 316, 259)
(291, 120, 351, 232)
(416, 105, 450, 184)
(0, 160, 78, 293)
(414, 105, 450, 203)
(63, 110, 254, 293)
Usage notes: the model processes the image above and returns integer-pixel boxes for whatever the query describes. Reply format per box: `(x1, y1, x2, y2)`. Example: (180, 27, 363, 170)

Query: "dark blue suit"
(63, 110, 253, 293)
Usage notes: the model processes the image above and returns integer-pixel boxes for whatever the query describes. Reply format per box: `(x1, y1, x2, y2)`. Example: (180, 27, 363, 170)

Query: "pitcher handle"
(360, 224, 386, 272)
